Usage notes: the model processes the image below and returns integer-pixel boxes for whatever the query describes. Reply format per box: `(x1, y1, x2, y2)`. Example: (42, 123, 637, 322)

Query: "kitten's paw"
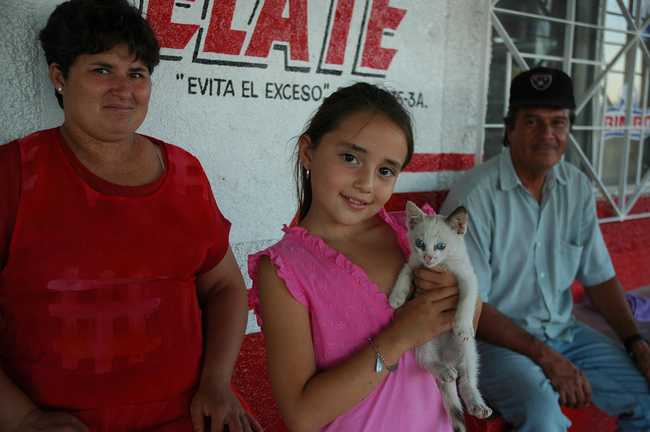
(454, 324, 474, 341)
(468, 404, 492, 419)
(438, 366, 458, 383)
(389, 296, 405, 309)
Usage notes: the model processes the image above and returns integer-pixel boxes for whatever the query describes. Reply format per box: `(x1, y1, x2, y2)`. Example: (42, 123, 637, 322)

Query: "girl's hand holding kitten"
(390, 284, 459, 351)
(413, 265, 458, 294)
(413, 265, 483, 334)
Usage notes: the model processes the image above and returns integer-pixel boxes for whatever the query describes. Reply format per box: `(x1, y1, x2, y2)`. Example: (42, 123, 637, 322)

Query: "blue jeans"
(477, 323, 650, 431)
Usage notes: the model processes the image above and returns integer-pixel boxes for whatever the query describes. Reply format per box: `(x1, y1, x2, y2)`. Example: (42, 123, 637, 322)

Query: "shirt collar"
(498, 148, 567, 192)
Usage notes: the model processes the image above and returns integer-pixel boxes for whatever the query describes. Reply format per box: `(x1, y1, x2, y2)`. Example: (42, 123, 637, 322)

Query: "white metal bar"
(569, 134, 623, 219)
(599, 211, 650, 223)
(617, 38, 636, 215)
(627, 167, 650, 213)
(574, 37, 636, 115)
(493, 6, 636, 35)
(636, 69, 648, 186)
(490, 10, 529, 70)
(642, 12, 650, 35)
(615, 0, 637, 32)
(505, 52, 512, 116)
(597, 73, 607, 179)
(565, 0, 576, 76)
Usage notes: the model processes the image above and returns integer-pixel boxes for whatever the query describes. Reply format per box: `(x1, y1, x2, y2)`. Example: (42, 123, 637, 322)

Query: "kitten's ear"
(446, 206, 468, 235)
(406, 201, 425, 230)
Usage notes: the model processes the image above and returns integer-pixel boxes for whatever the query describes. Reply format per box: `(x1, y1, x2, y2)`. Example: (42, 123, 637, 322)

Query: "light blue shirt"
(440, 149, 615, 341)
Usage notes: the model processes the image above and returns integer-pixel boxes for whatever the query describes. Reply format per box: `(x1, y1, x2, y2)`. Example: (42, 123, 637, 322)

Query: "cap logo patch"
(530, 73, 552, 91)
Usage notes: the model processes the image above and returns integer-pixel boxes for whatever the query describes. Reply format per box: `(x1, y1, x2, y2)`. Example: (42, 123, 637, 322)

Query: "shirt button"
(537, 242, 542, 248)
(540, 272, 545, 278)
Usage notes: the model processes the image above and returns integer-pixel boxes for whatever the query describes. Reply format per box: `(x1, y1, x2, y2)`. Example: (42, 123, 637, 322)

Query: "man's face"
(507, 107, 571, 178)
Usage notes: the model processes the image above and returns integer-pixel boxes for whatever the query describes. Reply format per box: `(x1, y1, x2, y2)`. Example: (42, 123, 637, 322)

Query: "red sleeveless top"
(0, 128, 231, 431)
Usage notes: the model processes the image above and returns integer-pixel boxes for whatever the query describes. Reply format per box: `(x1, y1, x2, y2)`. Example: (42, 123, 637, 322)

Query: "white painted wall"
(0, 0, 487, 307)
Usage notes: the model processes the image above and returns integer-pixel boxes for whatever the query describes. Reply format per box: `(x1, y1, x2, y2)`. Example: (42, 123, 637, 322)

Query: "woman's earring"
(57, 87, 62, 92)
(306, 170, 310, 179)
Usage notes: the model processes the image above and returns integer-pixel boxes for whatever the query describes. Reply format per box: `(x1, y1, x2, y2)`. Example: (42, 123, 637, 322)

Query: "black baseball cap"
(509, 67, 576, 110)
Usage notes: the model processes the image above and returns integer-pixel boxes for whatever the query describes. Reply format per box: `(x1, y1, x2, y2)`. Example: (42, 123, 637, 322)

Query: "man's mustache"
(531, 142, 558, 150)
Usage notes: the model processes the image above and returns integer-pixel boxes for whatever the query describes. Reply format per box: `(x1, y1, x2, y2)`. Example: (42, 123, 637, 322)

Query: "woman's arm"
(257, 256, 458, 432)
(192, 247, 262, 432)
(0, 367, 38, 431)
(0, 368, 88, 432)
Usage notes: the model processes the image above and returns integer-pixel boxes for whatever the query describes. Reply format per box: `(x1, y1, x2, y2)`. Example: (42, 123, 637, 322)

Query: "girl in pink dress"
(249, 82, 482, 432)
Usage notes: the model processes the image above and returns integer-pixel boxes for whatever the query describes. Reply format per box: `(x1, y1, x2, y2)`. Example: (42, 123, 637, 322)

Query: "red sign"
(144, 0, 406, 76)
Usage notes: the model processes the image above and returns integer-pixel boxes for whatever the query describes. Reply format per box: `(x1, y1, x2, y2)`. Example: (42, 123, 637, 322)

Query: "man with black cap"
(440, 67, 650, 431)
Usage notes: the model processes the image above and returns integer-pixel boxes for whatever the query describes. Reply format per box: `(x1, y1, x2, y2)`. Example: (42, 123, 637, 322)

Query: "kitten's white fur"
(389, 202, 492, 432)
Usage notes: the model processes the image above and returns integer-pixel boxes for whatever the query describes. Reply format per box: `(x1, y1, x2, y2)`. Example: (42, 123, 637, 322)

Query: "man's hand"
(15, 409, 89, 432)
(584, 278, 650, 388)
(537, 347, 592, 408)
(190, 381, 263, 432)
(629, 339, 650, 389)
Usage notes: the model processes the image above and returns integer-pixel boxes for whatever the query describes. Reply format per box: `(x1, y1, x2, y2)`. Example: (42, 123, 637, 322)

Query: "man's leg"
(549, 323, 650, 431)
(477, 340, 570, 432)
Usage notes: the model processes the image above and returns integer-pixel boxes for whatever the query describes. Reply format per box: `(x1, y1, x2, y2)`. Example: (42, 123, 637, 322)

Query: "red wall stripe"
(385, 190, 450, 213)
(402, 153, 475, 173)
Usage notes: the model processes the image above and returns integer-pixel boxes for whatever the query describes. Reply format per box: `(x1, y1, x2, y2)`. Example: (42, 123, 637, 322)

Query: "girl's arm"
(192, 247, 262, 432)
(257, 256, 458, 432)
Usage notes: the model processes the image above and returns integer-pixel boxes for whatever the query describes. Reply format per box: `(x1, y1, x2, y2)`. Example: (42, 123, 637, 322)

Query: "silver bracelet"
(368, 338, 398, 373)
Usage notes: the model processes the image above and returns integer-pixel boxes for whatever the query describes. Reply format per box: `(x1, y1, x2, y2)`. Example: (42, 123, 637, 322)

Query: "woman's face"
(52, 44, 151, 144)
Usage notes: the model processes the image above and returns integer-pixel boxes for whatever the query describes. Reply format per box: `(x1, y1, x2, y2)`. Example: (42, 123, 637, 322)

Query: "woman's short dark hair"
(295, 82, 415, 222)
(39, 0, 161, 108)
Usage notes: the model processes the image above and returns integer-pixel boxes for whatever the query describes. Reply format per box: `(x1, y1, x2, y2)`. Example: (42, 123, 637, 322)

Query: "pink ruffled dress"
(248, 208, 452, 432)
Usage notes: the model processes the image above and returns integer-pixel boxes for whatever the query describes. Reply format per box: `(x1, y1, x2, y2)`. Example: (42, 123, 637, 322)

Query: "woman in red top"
(0, 1, 261, 431)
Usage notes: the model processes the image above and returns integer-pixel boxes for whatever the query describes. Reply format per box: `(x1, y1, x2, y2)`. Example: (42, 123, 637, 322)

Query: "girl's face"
(300, 111, 408, 231)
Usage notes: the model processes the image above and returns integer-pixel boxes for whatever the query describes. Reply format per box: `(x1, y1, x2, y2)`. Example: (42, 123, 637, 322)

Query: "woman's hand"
(192, 249, 261, 432)
(190, 381, 263, 432)
(15, 409, 88, 432)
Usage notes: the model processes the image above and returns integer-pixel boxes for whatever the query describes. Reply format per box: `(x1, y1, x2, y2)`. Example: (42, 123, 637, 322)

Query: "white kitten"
(389, 201, 492, 432)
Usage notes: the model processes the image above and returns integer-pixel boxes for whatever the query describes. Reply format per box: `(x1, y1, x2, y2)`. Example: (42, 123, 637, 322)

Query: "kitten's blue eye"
(436, 243, 446, 250)
(415, 239, 425, 249)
